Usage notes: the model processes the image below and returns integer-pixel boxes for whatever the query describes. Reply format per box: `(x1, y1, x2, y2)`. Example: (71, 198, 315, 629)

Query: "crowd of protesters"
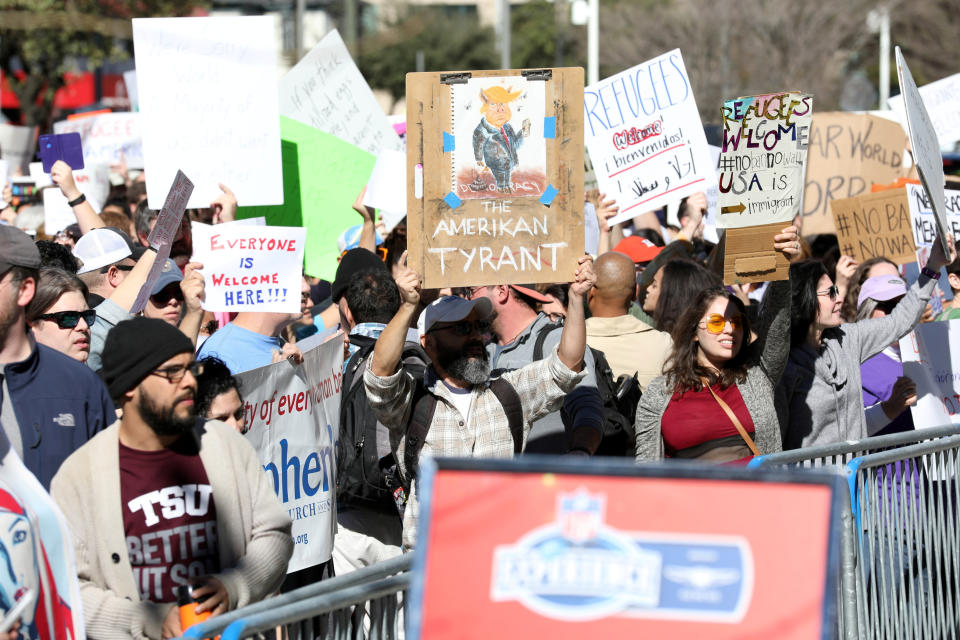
(1, 148, 957, 639)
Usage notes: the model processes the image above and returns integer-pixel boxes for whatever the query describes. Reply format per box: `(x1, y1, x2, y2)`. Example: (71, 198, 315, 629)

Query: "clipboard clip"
(521, 69, 552, 81)
(441, 73, 471, 85)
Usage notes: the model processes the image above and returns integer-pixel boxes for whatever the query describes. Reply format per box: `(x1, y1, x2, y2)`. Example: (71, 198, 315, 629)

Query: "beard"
(136, 387, 196, 437)
(436, 340, 491, 385)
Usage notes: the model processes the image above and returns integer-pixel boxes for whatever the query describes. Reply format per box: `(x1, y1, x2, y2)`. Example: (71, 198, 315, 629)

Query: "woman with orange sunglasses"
(635, 225, 801, 463)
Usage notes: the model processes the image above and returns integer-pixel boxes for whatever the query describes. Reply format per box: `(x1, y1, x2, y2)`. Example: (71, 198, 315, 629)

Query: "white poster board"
(237, 339, 342, 572)
(123, 70, 139, 112)
(0, 124, 36, 175)
(889, 71, 960, 148)
(280, 29, 402, 155)
(42, 164, 111, 234)
(363, 149, 406, 231)
(895, 47, 949, 256)
(133, 16, 283, 210)
(191, 224, 307, 313)
(53, 112, 143, 169)
(584, 50, 715, 225)
(900, 323, 960, 428)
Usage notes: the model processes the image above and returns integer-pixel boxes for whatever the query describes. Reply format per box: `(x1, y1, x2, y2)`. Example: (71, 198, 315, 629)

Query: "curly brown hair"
(662, 286, 751, 394)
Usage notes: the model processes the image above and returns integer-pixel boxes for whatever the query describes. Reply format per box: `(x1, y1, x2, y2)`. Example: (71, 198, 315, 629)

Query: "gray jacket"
(777, 274, 936, 449)
(88, 298, 133, 372)
(635, 280, 791, 461)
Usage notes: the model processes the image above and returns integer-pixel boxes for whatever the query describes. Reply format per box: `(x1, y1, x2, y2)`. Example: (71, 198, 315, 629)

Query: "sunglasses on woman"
(36, 309, 96, 329)
(700, 313, 743, 334)
(817, 285, 840, 300)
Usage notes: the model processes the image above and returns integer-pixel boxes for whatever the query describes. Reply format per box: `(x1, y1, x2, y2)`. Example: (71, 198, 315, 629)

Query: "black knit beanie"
(102, 317, 195, 404)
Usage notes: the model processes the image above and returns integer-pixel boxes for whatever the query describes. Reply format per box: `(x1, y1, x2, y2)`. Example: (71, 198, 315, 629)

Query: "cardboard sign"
(718, 92, 812, 284)
(133, 16, 283, 209)
(585, 50, 715, 224)
(53, 112, 143, 169)
(889, 71, 960, 147)
(410, 458, 842, 640)
(895, 47, 949, 257)
(191, 224, 306, 313)
(900, 323, 960, 428)
(238, 117, 377, 281)
(801, 112, 908, 236)
(0, 124, 36, 175)
(280, 29, 402, 155)
(407, 68, 585, 288)
(38, 133, 84, 172)
(830, 189, 915, 264)
(42, 164, 111, 234)
(237, 338, 342, 572)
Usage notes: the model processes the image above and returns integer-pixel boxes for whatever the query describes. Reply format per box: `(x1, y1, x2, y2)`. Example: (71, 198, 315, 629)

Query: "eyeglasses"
(468, 286, 489, 299)
(150, 361, 203, 383)
(817, 285, 840, 300)
(699, 313, 744, 335)
(99, 264, 135, 274)
(36, 309, 96, 329)
(339, 247, 388, 262)
(428, 320, 491, 336)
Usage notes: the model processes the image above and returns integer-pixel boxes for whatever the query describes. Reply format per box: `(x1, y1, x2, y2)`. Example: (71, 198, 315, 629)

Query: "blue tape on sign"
(443, 131, 455, 152)
(539, 184, 559, 206)
(543, 117, 556, 139)
(444, 192, 463, 209)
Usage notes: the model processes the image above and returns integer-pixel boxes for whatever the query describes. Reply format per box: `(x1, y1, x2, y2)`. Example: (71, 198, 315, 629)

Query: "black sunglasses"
(36, 309, 96, 329)
(151, 286, 184, 304)
(428, 320, 491, 336)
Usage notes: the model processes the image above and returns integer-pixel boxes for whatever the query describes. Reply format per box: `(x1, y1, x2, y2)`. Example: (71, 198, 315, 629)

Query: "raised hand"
(774, 225, 801, 258)
(50, 160, 81, 201)
(569, 255, 596, 298)
(394, 250, 421, 307)
(210, 183, 238, 224)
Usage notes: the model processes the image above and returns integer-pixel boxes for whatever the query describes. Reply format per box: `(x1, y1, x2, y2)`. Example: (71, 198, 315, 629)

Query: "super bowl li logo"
(490, 489, 754, 622)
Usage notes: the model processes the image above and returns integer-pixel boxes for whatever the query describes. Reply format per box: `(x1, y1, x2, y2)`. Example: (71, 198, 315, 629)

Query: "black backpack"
(533, 323, 642, 456)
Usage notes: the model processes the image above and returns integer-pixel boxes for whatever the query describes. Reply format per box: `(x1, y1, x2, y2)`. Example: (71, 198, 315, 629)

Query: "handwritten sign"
(889, 71, 960, 148)
(237, 338, 342, 571)
(801, 112, 908, 236)
(133, 16, 283, 209)
(53, 112, 143, 169)
(42, 164, 111, 234)
(831, 189, 915, 264)
(906, 183, 960, 262)
(900, 323, 960, 429)
(896, 47, 950, 256)
(191, 223, 307, 313)
(717, 92, 812, 229)
(0, 124, 36, 175)
(280, 29, 401, 155)
(584, 50, 715, 224)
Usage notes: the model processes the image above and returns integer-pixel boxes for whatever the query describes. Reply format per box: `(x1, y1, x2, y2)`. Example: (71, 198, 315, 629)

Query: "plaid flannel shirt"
(363, 345, 584, 549)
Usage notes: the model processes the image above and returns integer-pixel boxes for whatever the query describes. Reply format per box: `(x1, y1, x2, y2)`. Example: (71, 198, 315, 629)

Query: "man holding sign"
(364, 252, 595, 549)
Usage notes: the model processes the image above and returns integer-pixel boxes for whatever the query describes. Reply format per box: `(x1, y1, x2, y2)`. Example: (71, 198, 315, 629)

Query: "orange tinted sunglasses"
(701, 313, 743, 334)
(340, 246, 388, 262)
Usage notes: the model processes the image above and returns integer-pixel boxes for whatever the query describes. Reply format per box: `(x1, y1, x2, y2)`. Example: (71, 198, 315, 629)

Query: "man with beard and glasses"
(364, 251, 596, 549)
(51, 317, 292, 640)
(0, 226, 114, 490)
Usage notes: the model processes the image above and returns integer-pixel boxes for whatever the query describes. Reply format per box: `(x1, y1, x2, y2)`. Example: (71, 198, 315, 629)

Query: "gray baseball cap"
(0, 225, 41, 275)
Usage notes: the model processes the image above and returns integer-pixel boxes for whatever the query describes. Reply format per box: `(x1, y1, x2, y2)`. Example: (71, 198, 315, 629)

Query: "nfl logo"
(557, 489, 605, 543)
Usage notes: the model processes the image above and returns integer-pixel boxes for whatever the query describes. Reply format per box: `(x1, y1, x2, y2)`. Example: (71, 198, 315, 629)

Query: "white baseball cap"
(73, 228, 133, 274)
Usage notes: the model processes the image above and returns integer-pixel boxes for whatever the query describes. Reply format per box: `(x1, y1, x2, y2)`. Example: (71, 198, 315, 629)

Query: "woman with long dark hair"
(777, 234, 954, 448)
(635, 226, 800, 463)
(643, 259, 721, 334)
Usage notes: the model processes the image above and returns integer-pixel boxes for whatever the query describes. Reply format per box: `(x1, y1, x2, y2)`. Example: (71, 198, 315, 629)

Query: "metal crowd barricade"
(748, 426, 960, 640)
(846, 434, 960, 640)
(178, 554, 412, 640)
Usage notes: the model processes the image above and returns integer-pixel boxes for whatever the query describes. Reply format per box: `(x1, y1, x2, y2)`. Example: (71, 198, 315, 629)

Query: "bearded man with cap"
(364, 252, 595, 549)
(51, 317, 292, 640)
(0, 225, 114, 489)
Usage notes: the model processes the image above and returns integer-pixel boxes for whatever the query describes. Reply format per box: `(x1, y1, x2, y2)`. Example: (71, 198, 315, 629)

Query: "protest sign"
(830, 189, 915, 264)
(0, 124, 36, 176)
(363, 149, 407, 232)
(42, 164, 111, 234)
(584, 50, 715, 225)
(889, 71, 960, 148)
(131, 170, 194, 313)
(191, 224, 306, 313)
(900, 324, 959, 429)
(280, 29, 402, 155)
(906, 183, 960, 276)
(123, 70, 138, 112)
(0, 160, 7, 182)
(53, 112, 143, 169)
(801, 113, 907, 236)
(133, 16, 283, 209)
(895, 47, 950, 257)
(717, 92, 812, 284)
(238, 117, 376, 281)
(407, 67, 585, 288)
(237, 339, 342, 572)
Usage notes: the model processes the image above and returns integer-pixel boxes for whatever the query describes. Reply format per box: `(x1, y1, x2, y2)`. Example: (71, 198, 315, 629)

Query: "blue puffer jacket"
(2, 340, 114, 488)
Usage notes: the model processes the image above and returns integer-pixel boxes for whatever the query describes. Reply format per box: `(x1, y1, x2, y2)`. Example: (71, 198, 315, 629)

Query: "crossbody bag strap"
(700, 378, 760, 456)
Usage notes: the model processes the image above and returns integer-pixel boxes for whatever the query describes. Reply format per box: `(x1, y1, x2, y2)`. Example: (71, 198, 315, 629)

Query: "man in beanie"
(51, 317, 292, 639)
(0, 225, 113, 489)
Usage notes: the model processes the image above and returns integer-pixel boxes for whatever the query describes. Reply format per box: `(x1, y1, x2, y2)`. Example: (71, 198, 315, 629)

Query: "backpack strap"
(402, 381, 436, 483)
(532, 321, 563, 361)
(489, 377, 524, 454)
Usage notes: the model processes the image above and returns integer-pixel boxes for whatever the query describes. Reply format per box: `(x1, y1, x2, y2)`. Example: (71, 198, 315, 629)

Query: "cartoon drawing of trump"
(473, 85, 532, 193)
